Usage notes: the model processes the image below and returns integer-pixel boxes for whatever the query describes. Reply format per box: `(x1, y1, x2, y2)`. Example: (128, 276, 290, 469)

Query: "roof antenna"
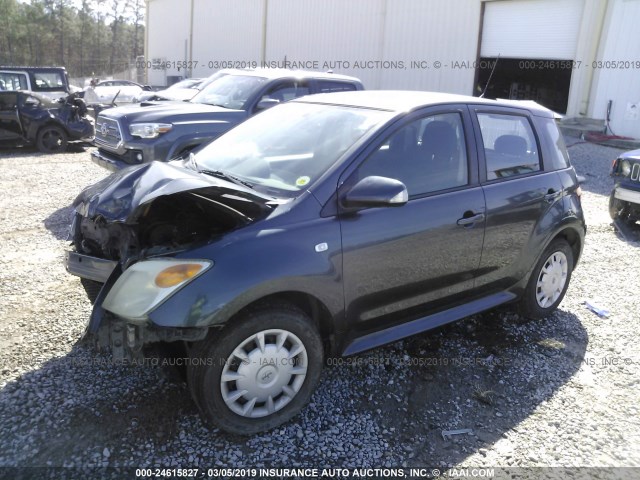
(480, 54, 500, 98)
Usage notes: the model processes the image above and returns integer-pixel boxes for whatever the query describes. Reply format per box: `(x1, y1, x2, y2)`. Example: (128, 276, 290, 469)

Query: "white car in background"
(85, 79, 151, 104)
(136, 78, 205, 102)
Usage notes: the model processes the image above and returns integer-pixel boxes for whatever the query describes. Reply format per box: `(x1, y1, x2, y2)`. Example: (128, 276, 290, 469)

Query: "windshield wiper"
(199, 169, 254, 189)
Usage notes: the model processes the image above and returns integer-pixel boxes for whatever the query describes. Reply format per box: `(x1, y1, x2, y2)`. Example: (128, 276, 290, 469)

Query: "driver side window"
(357, 112, 469, 197)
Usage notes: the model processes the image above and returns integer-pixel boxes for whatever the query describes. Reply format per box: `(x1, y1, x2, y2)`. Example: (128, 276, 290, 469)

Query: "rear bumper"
(65, 251, 117, 283)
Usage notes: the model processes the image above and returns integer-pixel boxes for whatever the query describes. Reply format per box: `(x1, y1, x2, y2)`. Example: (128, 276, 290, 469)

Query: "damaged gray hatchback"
(66, 91, 586, 434)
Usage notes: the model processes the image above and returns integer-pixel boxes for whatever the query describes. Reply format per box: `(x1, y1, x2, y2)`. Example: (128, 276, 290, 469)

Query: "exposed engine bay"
(73, 187, 272, 263)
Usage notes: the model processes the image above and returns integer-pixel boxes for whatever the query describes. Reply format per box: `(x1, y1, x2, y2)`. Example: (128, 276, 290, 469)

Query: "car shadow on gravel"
(43, 205, 75, 241)
(613, 219, 640, 246)
(0, 343, 200, 466)
(343, 308, 588, 467)
(0, 308, 587, 468)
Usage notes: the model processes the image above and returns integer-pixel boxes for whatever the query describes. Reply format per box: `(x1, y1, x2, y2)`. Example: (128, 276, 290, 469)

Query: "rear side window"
(316, 80, 357, 93)
(0, 72, 29, 91)
(541, 117, 571, 170)
(477, 113, 541, 180)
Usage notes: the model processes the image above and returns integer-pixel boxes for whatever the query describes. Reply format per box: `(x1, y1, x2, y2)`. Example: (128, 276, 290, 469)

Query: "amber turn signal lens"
(155, 263, 203, 288)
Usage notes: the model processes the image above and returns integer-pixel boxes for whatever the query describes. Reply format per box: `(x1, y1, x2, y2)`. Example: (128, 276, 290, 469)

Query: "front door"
(339, 108, 486, 336)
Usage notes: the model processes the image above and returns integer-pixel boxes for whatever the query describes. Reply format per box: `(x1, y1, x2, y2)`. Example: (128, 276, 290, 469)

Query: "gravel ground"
(0, 138, 639, 476)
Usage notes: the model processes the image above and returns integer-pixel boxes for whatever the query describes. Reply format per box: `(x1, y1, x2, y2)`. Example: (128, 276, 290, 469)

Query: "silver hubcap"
(220, 329, 308, 418)
(535, 251, 568, 308)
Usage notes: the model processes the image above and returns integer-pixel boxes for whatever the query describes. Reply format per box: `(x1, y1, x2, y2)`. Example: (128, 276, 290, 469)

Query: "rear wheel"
(188, 304, 323, 434)
(519, 239, 574, 319)
(37, 125, 68, 153)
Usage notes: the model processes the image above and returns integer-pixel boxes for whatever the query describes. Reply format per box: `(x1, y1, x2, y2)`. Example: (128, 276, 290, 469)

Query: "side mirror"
(142, 85, 153, 91)
(342, 176, 408, 209)
(255, 98, 280, 111)
(576, 174, 586, 184)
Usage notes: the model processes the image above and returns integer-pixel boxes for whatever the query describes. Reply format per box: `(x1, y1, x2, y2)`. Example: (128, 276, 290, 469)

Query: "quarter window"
(358, 112, 469, 196)
(477, 113, 540, 180)
(542, 118, 570, 170)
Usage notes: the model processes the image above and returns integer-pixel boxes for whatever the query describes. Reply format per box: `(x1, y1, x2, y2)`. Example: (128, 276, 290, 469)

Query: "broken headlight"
(102, 258, 212, 322)
(129, 123, 172, 138)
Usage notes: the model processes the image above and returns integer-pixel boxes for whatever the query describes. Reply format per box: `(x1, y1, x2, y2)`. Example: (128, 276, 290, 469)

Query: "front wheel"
(37, 125, 68, 153)
(519, 239, 574, 320)
(188, 304, 323, 434)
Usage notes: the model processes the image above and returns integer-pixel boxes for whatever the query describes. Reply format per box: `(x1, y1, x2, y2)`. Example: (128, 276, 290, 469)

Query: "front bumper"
(65, 250, 117, 282)
(90, 148, 143, 172)
(71, 260, 209, 360)
(614, 185, 640, 205)
(87, 313, 208, 361)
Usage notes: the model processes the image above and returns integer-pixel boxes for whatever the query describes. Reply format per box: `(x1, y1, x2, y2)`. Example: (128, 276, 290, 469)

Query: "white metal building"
(145, 0, 640, 138)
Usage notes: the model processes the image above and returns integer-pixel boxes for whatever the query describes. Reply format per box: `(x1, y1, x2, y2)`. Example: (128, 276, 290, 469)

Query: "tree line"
(0, 0, 145, 78)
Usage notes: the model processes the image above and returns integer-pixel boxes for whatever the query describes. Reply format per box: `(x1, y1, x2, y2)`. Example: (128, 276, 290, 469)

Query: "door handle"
(544, 188, 561, 203)
(457, 213, 485, 226)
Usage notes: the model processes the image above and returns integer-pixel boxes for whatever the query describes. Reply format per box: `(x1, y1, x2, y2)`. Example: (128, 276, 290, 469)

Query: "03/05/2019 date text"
(135, 60, 258, 70)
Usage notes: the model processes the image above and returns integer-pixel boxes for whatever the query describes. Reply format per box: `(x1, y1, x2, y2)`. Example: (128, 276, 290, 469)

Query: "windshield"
(190, 74, 267, 109)
(194, 102, 393, 196)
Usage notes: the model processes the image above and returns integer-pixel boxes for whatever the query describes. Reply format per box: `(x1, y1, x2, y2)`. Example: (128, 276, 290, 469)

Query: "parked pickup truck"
(92, 69, 364, 171)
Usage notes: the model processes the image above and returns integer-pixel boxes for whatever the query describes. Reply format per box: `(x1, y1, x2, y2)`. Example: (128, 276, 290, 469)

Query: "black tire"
(518, 239, 574, 320)
(37, 125, 68, 153)
(188, 304, 323, 435)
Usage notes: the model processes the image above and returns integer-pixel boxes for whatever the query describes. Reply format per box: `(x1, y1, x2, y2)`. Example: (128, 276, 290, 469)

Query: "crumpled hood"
(99, 101, 245, 125)
(73, 161, 274, 223)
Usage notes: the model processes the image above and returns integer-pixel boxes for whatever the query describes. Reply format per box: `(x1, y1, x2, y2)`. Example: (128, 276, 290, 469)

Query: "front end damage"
(610, 150, 640, 224)
(50, 93, 95, 142)
(65, 161, 275, 359)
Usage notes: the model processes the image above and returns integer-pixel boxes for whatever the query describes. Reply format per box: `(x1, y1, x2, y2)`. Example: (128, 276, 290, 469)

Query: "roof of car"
(218, 68, 362, 83)
(98, 80, 140, 85)
(294, 90, 555, 118)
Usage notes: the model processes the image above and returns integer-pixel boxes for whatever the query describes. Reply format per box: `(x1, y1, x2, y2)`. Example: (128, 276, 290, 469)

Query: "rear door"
(339, 106, 486, 334)
(0, 92, 23, 141)
(470, 107, 564, 292)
